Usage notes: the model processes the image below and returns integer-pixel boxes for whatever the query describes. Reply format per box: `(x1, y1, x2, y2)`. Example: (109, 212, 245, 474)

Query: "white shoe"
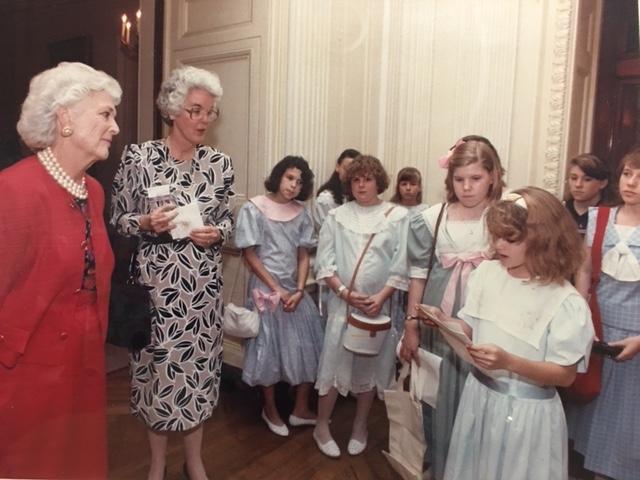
(261, 410, 289, 437)
(289, 414, 317, 426)
(313, 431, 341, 458)
(347, 437, 367, 456)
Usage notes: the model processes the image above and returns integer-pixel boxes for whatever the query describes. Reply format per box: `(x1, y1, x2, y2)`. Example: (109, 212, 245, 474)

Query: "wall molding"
(543, 0, 573, 194)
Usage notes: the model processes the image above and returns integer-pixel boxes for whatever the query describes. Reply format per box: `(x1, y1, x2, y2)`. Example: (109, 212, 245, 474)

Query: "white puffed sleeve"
(545, 293, 595, 373)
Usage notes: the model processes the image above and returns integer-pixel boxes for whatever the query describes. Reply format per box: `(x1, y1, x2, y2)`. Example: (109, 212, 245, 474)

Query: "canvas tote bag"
(383, 361, 427, 480)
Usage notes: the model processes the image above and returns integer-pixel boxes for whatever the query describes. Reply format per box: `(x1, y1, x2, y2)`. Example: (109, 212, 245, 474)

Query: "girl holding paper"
(400, 136, 504, 480)
(437, 187, 593, 480)
(111, 66, 234, 480)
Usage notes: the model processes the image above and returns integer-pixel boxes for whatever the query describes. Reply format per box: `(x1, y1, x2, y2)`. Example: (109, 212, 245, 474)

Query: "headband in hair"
(503, 192, 528, 210)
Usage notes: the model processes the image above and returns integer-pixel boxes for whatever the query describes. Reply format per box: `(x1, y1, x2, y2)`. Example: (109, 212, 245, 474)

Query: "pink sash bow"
(439, 252, 489, 316)
(252, 289, 281, 313)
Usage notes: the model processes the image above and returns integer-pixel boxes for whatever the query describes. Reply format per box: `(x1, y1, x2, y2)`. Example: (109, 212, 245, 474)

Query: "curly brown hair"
(445, 140, 505, 203)
(486, 187, 583, 283)
(344, 155, 390, 201)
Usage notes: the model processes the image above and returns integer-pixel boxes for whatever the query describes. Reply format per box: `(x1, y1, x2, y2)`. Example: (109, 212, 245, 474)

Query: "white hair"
(156, 66, 223, 125)
(17, 62, 122, 150)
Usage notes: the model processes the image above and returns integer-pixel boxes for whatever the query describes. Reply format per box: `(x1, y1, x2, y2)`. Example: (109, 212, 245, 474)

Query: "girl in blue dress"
(399, 136, 505, 480)
(569, 147, 640, 480)
(432, 187, 593, 480)
(390, 167, 428, 332)
(234, 156, 324, 437)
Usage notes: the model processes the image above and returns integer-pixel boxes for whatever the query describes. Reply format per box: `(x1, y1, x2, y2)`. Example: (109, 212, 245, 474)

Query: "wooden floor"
(108, 365, 597, 480)
(107, 366, 402, 480)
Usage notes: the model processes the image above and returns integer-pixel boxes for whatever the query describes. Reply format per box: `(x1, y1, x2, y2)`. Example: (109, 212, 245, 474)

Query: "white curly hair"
(156, 66, 223, 125)
(17, 62, 122, 150)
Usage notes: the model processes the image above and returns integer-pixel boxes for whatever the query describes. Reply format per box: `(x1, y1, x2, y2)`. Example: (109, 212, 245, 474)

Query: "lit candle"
(136, 9, 141, 33)
(125, 21, 131, 45)
(121, 14, 127, 42)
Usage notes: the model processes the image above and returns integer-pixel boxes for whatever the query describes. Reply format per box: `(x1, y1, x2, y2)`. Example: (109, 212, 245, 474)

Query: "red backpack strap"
(590, 206, 610, 290)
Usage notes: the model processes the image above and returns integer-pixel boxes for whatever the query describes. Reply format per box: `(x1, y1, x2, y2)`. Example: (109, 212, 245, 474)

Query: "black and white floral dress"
(111, 140, 235, 431)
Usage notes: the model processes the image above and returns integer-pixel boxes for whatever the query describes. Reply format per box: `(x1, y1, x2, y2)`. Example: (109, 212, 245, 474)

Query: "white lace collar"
(333, 201, 408, 234)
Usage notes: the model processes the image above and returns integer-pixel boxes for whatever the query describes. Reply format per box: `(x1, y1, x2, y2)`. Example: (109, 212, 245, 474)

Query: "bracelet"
(295, 288, 304, 293)
(337, 285, 347, 297)
(405, 315, 418, 321)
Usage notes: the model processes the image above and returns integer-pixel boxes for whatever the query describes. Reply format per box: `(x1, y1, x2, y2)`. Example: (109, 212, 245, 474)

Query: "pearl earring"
(61, 126, 73, 137)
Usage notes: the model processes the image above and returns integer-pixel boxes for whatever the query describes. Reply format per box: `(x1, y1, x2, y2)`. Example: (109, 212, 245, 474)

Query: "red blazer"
(0, 156, 114, 479)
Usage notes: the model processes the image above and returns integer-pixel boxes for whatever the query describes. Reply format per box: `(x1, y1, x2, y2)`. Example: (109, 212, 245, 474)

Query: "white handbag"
(223, 302, 259, 338)
(382, 362, 428, 480)
(222, 250, 259, 338)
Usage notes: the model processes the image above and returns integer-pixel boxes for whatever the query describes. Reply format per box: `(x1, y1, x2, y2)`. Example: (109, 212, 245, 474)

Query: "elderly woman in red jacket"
(0, 62, 121, 479)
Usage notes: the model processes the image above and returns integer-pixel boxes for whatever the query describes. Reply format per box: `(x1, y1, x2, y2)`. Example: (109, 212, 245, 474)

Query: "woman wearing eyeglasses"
(111, 66, 235, 480)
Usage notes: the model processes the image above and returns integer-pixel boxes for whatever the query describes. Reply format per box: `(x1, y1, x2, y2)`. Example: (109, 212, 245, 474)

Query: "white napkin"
(171, 201, 204, 239)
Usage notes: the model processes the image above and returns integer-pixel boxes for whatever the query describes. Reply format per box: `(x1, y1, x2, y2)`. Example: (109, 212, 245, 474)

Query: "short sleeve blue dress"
(234, 196, 324, 386)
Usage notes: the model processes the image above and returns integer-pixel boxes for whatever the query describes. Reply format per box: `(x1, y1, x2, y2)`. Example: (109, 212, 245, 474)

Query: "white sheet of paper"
(170, 201, 204, 239)
(418, 304, 479, 367)
(440, 329, 476, 365)
(413, 348, 442, 408)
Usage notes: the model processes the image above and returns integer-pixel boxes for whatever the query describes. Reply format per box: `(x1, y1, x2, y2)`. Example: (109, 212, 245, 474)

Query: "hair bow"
(437, 138, 466, 169)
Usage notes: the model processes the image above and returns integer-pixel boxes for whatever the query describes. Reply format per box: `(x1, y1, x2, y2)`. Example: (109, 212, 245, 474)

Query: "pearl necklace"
(37, 147, 88, 200)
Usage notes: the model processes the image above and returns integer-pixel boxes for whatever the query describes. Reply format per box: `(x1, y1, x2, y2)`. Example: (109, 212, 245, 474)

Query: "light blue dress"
(315, 201, 409, 397)
(443, 261, 593, 480)
(407, 203, 490, 480)
(568, 207, 640, 480)
(234, 198, 324, 387)
(390, 203, 428, 331)
(312, 190, 346, 321)
(312, 190, 342, 237)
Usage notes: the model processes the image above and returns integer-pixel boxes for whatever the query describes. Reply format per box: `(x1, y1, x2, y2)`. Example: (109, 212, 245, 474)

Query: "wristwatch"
(337, 285, 347, 297)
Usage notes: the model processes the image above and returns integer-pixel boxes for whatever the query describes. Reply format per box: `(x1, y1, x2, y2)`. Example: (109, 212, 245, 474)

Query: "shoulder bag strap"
(129, 144, 149, 281)
(228, 199, 259, 298)
(590, 206, 610, 288)
(345, 206, 395, 314)
(589, 206, 610, 339)
(424, 203, 446, 289)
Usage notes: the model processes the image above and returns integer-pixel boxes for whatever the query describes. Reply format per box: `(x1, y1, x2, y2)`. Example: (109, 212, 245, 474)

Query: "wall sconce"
(120, 9, 141, 58)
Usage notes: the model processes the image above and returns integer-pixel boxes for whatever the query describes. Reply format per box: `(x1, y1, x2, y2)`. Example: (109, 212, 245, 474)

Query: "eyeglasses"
(183, 106, 220, 122)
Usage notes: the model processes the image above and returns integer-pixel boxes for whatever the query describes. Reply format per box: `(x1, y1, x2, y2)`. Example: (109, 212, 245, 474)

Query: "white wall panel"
(163, 0, 602, 367)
